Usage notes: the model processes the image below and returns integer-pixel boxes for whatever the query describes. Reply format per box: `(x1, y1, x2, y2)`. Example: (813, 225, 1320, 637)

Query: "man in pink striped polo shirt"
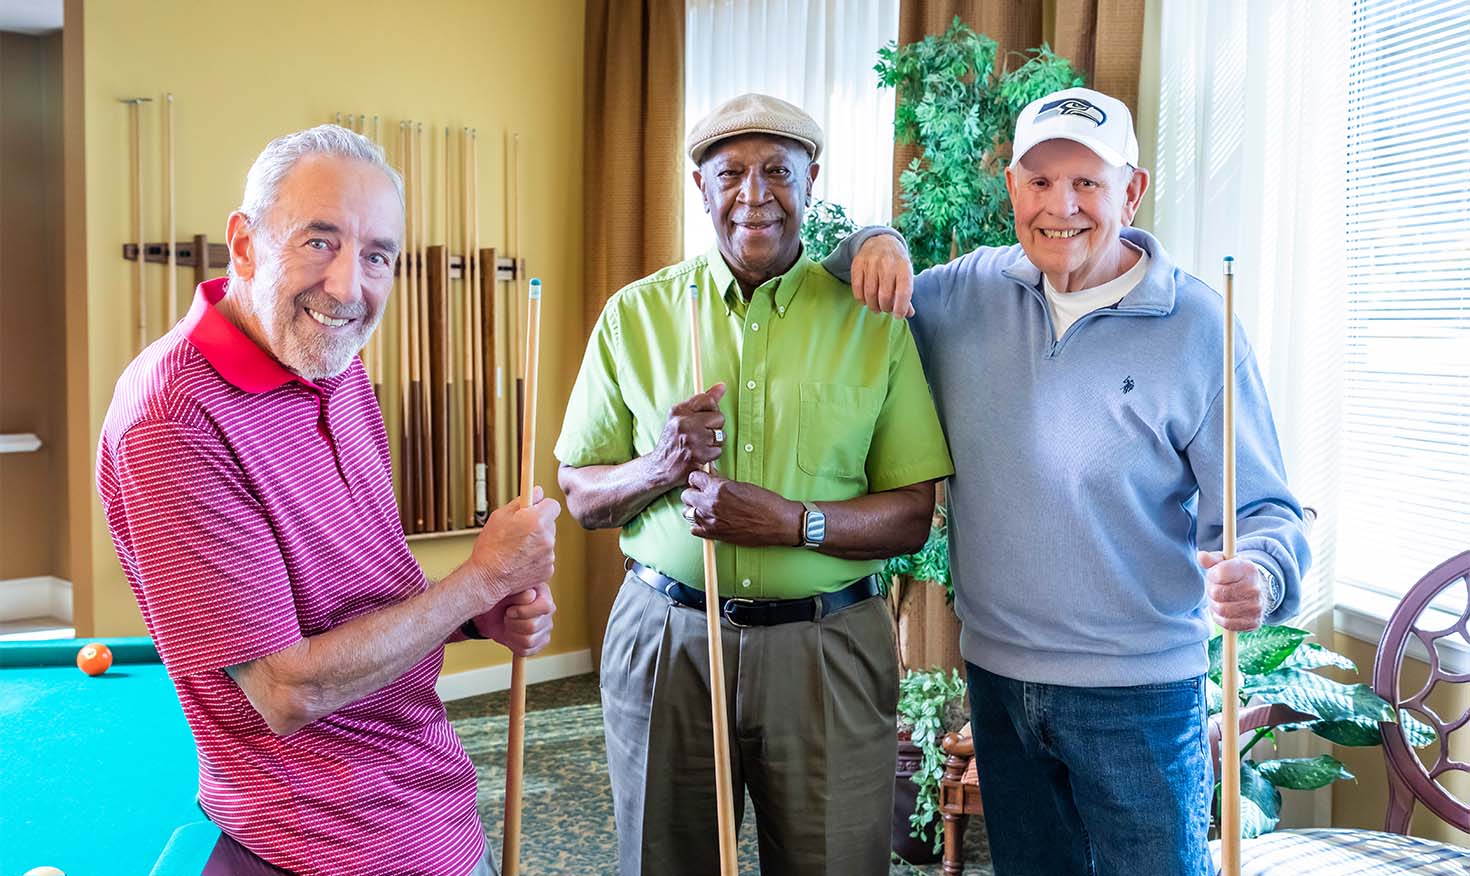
(97, 126, 558, 875)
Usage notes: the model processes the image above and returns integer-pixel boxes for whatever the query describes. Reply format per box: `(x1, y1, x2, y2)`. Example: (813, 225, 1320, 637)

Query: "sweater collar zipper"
(1021, 282, 1170, 359)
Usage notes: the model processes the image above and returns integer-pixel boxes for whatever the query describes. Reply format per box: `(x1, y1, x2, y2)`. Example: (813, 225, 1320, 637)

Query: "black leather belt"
(628, 560, 881, 628)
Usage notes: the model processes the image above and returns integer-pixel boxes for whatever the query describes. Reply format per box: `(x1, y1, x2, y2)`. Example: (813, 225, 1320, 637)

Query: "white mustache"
(296, 295, 367, 321)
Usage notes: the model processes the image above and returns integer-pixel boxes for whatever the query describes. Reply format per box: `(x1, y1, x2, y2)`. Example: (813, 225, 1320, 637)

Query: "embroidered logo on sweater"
(1122, 376, 1135, 394)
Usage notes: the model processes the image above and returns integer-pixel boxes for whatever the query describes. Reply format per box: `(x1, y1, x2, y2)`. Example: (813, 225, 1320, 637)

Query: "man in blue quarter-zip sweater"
(823, 87, 1312, 876)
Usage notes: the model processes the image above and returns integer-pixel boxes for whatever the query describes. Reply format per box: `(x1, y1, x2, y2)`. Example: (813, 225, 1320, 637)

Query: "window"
(683, 0, 899, 258)
(1337, 0, 1470, 601)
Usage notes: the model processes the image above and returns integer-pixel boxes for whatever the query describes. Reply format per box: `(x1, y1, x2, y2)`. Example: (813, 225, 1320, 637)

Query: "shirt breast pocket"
(797, 382, 881, 480)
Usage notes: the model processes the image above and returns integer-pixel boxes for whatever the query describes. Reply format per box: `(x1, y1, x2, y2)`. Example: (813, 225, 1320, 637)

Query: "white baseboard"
(0, 576, 72, 623)
(435, 648, 593, 702)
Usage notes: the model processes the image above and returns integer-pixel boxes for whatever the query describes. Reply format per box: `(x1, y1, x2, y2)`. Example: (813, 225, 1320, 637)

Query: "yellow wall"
(73, 0, 588, 674)
(1332, 632, 1470, 846)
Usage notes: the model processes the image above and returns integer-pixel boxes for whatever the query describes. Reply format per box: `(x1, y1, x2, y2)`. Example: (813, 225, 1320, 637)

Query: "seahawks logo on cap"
(1036, 98, 1106, 127)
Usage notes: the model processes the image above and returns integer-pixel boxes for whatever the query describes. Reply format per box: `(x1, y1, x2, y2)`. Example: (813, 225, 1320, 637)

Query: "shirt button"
(751, 322, 760, 331)
(778, 306, 786, 315)
(741, 578, 751, 589)
(744, 443, 754, 453)
(746, 380, 756, 390)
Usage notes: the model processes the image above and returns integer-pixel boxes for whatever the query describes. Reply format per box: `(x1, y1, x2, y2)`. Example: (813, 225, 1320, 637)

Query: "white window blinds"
(1338, 0, 1470, 599)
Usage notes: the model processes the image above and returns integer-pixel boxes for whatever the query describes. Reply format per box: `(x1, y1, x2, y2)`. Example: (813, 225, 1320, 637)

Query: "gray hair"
(228, 124, 402, 282)
(238, 123, 403, 229)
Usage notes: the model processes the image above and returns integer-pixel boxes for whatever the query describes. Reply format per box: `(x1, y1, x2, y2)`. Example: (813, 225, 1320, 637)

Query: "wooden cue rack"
(120, 113, 528, 539)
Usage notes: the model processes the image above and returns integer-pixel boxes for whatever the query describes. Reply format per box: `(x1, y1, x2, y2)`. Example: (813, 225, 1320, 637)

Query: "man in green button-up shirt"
(556, 94, 953, 876)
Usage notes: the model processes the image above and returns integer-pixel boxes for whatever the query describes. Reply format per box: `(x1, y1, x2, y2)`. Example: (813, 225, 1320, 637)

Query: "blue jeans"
(966, 662, 1213, 876)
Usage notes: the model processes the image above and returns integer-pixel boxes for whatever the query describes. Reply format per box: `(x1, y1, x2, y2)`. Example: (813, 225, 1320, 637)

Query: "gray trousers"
(600, 571, 899, 876)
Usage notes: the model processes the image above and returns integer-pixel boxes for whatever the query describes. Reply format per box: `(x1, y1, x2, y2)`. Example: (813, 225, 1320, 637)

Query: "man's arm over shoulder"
(820, 227, 973, 322)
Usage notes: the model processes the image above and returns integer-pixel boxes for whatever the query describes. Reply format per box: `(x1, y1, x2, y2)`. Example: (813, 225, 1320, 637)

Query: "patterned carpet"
(447, 673, 993, 875)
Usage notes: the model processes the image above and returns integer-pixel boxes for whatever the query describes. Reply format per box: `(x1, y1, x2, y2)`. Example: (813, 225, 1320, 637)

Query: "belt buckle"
(722, 597, 757, 629)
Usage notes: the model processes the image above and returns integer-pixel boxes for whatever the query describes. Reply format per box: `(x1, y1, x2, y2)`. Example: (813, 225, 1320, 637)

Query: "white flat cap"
(686, 93, 824, 164)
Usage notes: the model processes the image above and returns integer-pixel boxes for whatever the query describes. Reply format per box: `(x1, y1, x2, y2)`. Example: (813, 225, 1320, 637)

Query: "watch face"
(805, 510, 826, 545)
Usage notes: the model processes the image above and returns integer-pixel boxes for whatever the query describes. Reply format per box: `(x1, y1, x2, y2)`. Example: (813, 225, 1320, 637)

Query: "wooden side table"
(939, 731, 984, 876)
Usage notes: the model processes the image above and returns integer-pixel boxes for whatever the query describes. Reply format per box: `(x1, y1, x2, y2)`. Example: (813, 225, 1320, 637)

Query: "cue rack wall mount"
(120, 103, 533, 538)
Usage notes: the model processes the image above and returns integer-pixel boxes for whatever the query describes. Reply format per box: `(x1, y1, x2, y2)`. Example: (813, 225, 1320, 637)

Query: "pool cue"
(509, 132, 524, 497)
(488, 242, 505, 520)
(414, 119, 429, 529)
(121, 97, 151, 352)
(428, 228, 448, 532)
(410, 121, 423, 529)
(371, 115, 385, 407)
(501, 276, 543, 876)
(471, 129, 490, 524)
(464, 128, 475, 521)
(404, 120, 418, 526)
(192, 233, 208, 287)
(479, 243, 497, 518)
(405, 120, 419, 529)
(437, 125, 451, 530)
(494, 130, 514, 504)
(460, 128, 476, 524)
(164, 93, 177, 323)
(397, 122, 414, 527)
(417, 122, 436, 530)
(448, 127, 458, 527)
(407, 121, 425, 531)
(1220, 255, 1241, 876)
(687, 283, 739, 876)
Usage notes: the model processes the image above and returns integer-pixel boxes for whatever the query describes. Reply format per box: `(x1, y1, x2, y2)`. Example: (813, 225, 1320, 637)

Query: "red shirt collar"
(181, 278, 319, 394)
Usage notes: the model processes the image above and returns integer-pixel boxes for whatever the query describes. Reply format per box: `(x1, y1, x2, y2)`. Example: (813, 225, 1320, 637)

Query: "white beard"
(244, 268, 381, 380)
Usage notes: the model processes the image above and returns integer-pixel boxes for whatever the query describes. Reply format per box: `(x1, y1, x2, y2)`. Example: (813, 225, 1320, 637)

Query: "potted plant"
(884, 503, 962, 678)
(799, 198, 859, 261)
(894, 667, 970, 863)
(875, 17, 1084, 270)
(1208, 624, 1434, 836)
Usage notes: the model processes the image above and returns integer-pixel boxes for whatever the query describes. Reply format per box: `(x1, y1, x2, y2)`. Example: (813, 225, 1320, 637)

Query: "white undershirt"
(1042, 242, 1150, 340)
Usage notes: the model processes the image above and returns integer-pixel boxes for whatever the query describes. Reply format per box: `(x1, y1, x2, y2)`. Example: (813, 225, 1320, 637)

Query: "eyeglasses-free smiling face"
(695, 133, 819, 294)
(225, 153, 402, 380)
(1005, 138, 1149, 292)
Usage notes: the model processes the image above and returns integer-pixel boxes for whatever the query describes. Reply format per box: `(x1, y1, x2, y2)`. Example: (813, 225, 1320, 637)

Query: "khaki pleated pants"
(599, 570, 899, 876)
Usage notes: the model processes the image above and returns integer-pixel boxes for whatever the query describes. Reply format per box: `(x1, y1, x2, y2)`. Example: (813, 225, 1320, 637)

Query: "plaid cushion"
(1210, 828, 1470, 875)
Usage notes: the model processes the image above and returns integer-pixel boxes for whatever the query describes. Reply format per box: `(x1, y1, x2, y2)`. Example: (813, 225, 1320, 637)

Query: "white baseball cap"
(1011, 87, 1138, 168)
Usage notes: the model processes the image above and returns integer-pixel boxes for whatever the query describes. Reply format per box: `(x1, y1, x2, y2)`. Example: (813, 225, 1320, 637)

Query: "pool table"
(0, 636, 221, 875)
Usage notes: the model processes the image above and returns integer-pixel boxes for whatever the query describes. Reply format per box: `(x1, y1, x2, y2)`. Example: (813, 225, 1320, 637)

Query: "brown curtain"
(583, 0, 685, 334)
(581, 0, 685, 664)
(892, 0, 1145, 213)
(1049, 0, 1145, 114)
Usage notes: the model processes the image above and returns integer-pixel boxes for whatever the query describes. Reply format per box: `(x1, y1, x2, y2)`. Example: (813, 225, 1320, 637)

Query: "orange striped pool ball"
(76, 642, 113, 676)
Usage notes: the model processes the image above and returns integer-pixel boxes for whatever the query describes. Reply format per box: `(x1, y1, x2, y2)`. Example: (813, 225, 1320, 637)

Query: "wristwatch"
(800, 501, 826, 549)
(1254, 562, 1282, 613)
